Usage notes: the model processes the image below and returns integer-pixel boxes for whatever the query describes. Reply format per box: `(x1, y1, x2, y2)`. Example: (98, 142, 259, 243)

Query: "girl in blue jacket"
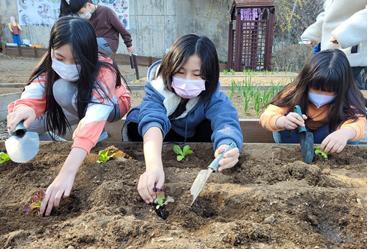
(123, 34, 243, 204)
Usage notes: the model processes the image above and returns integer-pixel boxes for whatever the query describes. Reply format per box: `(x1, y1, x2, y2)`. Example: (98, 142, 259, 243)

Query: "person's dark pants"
(352, 66, 367, 90)
(12, 34, 21, 45)
(273, 124, 330, 144)
(273, 124, 361, 144)
(126, 120, 212, 143)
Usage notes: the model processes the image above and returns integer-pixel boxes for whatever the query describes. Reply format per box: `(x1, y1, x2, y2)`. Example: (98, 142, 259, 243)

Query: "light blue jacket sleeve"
(205, 90, 244, 151)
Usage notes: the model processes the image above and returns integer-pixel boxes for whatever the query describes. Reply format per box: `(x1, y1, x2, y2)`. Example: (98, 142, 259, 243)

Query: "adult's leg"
(97, 37, 114, 58)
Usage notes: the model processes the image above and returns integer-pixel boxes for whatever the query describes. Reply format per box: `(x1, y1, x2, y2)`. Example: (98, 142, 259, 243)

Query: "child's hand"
(137, 168, 165, 204)
(7, 105, 36, 132)
(215, 145, 240, 172)
(276, 112, 307, 130)
(321, 128, 356, 153)
(40, 170, 76, 216)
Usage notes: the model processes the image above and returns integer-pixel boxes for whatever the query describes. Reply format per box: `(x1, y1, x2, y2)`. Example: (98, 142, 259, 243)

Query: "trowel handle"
(293, 105, 307, 133)
(10, 120, 27, 137)
(208, 142, 237, 172)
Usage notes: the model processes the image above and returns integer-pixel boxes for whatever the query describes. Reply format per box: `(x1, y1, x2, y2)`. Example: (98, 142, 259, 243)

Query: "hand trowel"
(294, 105, 314, 164)
(5, 121, 39, 163)
(190, 142, 237, 205)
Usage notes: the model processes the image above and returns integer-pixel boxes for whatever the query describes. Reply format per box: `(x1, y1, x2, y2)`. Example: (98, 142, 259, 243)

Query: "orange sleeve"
(259, 104, 290, 131)
(340, 116, 367, 141)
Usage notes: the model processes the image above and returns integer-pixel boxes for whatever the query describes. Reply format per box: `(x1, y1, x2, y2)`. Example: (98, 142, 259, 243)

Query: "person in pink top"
(7, 16, 131, 216)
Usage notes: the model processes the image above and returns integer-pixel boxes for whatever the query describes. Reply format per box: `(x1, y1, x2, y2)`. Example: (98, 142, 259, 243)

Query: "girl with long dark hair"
(260, 49, 366, 153)
(7, 16, 131, 216)
(123, 34, 243, 204)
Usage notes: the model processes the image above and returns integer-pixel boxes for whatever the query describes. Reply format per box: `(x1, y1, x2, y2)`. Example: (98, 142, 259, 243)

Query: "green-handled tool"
(190, 142, 237, 205)
(294, 105, 314, 164)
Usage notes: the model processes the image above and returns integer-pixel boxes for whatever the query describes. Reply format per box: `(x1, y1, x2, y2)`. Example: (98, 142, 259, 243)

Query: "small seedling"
(0, 152, 10, 165)
(24, 190, 45, 215)
(97, 145, 132, 163)
(153, 190, 174, 220)
(97, 149, 111, 163)
(173, 144, 193, 161)
(314, 147, 328, 159)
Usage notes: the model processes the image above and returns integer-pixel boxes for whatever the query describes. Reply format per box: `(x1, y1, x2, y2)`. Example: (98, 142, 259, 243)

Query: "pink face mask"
(171, 76, 206, 99)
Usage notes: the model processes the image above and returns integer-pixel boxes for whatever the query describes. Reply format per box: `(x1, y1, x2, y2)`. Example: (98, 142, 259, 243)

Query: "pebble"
(263, 214, 276, 224)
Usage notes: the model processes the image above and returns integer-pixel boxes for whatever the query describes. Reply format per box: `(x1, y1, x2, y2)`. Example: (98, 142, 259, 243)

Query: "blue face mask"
(308, 91, 336, 108)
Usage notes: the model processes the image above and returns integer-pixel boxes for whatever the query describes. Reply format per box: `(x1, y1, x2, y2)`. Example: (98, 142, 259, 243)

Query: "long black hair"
(157, 34, 220, 99)
(28, 16, 125, 136)
(270, 49, 366, 131)
(59, 0, 91, 17)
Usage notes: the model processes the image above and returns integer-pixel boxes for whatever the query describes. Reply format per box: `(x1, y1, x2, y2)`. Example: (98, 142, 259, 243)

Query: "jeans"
(97, 37, 114, 57)
(273, 124, 362, 145)
(12, 34, 21, 45)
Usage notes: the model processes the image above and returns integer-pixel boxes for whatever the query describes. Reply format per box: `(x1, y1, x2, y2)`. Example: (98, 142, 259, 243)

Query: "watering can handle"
(293, 105, 307, 133)
(8, 120, 26, 136)
(208, 142, 237, 172)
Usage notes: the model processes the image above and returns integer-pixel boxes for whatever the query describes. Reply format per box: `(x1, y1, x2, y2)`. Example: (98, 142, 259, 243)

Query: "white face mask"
(51, 58, 81, 82)
(308, 91, 336, 108)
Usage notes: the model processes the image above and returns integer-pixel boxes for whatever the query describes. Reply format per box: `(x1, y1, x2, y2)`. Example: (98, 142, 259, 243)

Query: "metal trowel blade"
(190, 169, 213, 205)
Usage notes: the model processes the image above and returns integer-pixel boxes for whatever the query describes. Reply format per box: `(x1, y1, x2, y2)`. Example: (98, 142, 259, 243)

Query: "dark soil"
(0, 142, 366, 249)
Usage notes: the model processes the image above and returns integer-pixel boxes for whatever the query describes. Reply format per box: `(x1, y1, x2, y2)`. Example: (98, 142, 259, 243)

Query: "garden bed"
(0, 142, 366, 249)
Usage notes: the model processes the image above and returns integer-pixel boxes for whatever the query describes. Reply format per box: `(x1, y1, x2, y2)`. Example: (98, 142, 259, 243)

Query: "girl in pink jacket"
(7, 16, 131, 216)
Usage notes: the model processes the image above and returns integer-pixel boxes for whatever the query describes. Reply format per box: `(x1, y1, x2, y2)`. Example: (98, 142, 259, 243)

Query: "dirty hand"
(214, 144, 240, 172)
(127, 46, 134, 54)
(7, 105, 36, 132)
(276, 112, 307, 130)
(321, 128, 356, 154)
(40, 169, 77, 216)
(137, 168, 165, 204)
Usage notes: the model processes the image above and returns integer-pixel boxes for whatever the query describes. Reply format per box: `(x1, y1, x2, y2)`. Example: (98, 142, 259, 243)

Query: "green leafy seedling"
(154, 191, 166, 209)
(153, 191, 175, 220)
(314, 147, 328, 159)
(97, 150, 111, 163)
(173, 144, 193, 161)
(0, 152, 10, 165)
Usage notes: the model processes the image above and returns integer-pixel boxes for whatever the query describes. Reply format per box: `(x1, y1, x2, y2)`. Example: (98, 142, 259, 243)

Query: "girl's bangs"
(309, 69, 341, 93)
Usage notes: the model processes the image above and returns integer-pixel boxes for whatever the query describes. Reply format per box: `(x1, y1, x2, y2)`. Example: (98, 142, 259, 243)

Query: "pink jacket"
(8, 56, 131, 153)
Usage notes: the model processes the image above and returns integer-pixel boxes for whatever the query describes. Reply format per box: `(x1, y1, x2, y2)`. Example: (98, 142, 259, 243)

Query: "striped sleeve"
(7, 74, 47, 117)
(72, 63, 131, 153)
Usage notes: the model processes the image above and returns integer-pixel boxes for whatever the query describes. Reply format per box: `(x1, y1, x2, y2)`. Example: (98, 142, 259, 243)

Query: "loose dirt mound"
(0, 142, 366, 248)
